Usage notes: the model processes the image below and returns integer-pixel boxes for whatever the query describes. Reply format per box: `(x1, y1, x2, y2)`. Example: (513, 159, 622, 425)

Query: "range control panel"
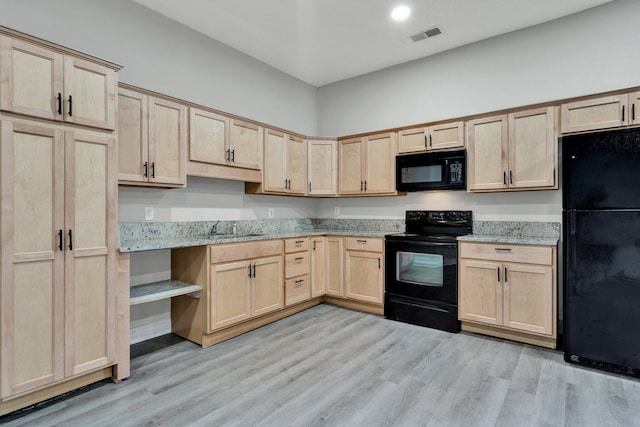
(406, 210, 472, 225)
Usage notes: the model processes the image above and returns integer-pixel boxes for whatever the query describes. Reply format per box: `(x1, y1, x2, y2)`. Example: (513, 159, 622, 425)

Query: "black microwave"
(396, 149, 466, 192)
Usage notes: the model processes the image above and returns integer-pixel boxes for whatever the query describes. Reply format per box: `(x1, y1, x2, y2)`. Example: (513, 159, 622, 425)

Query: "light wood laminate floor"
(3, 304, 640, 427)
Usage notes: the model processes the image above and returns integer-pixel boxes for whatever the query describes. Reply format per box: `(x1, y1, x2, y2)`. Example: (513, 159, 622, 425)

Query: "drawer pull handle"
(494, 248, 512, 252)
(295, 240, 305, 244)
(497, 267, 500, 282)
(295, 279, 304, 284)
(504, 267, 508, 282)
(356, 239, 368, 243)
(294, 257, 304, 261)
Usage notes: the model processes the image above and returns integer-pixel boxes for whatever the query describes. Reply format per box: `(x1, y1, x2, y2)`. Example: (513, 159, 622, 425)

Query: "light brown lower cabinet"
(284, 237, 311, 306)
(310, 237, 327, 298)
(208, 241, 283, 332)
(458, 242, 557, 348)
(325, 236, 345, 297)
(344, 237, 384, 305)
(172, 239, 321, 348)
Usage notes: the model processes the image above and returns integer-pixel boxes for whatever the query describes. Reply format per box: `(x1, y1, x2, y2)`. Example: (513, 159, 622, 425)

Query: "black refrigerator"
(563, 127, 640, 377)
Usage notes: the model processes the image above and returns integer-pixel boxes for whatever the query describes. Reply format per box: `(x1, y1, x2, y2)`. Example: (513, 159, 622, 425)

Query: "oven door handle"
(386, 240, 457, 249)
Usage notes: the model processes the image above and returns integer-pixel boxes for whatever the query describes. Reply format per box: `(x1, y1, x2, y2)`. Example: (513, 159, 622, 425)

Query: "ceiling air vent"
(410, 27, 442, 43)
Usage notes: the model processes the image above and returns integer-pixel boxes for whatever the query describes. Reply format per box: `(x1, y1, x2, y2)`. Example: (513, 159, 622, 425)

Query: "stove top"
(386, 210, 472, 241)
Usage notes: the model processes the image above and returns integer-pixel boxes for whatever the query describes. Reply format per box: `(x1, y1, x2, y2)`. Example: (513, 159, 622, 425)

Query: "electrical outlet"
(268, 208, 275, 218)
(334, 207, 340, 216)
(144, 207, 154, 221)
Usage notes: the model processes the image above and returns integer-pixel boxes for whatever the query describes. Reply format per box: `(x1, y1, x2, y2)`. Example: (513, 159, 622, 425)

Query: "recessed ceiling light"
(391, 5, 411, 21)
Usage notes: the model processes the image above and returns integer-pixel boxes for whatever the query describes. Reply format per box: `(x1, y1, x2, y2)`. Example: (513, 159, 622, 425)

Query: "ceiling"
(132, 0, 613, 87)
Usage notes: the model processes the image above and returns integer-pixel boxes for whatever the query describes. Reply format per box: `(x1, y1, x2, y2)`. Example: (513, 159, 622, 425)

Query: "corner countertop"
(119, 230, 391, 253)
(457, 235, 558, 246)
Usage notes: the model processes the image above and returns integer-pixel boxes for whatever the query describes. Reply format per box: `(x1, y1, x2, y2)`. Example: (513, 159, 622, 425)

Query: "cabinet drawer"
(210, 240, 283, 264)
(285, 252, 310, 278)
(459, 242, 553, 265)
(345, 237, 383, 252)
(285, 237, 310, 253)
(285, 275, 311, 306)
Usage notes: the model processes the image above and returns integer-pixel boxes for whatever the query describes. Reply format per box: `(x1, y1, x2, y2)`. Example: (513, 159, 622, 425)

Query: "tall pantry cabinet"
(0, 26, 122, 414)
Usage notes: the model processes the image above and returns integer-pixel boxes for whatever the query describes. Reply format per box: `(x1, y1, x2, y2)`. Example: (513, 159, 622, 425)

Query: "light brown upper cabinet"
(262, 129, 307, 195)
(560, 93, 640, 134)
(118, 86, 187, 187)
(466, 107, 558, 192)
(338, 132, 396, 196)
(0, 36, 116, 130)
(397, 121, 464, 154)
(0, 120, 117, 398)
(189, 108, 228, 167)
(307, 139, 337, 196)
(188, 109, 262, 182)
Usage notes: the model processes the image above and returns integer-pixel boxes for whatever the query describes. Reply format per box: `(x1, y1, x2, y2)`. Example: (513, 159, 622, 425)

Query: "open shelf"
(130, 280, 202, 305)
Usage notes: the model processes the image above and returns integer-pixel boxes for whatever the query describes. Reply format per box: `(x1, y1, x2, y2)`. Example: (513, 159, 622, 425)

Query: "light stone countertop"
(457, 220, 560, 246)
(456, 235, 558, 246)
(119, 230, 392, 253)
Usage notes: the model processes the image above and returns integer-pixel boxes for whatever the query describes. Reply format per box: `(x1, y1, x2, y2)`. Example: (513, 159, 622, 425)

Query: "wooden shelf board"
(130, 280, 202, 305)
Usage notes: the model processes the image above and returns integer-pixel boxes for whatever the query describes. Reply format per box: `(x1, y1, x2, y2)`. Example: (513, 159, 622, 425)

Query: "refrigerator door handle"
(569, 210, 577, 269)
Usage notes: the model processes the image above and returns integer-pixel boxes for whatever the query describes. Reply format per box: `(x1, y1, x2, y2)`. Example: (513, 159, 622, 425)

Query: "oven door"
(385, 239, 458, 305)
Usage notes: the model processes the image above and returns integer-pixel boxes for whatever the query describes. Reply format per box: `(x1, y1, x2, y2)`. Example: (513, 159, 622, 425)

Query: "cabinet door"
(285, 276, 311, 306)
(307, 140, 337, 195)
(502, 262, 553, 336)
(345, 251, 383, 304)
(63, 56, 116, 130)
(629, 91, 640, 126)
(310, 238, 326, 298)
(397, 127, 427, 154)
(263, 128, 287, 192)
(429, 121, 464, 151)
(458, 259, 502, 326)
(287, 135, 307, 194)
(209, 261, 251, 331)
(338, 137, 364, 195)
(189, 108, 228, 166)
(148, 96, 187, 186)
(509, 107, 557, 189)
(560, 95, 628, 133)
(117, 88, 148, 182)
(64, 131, 116, 377)
(365, 132, 396, 194)
(230, 119, 262, 170)
(0, 121, 65, 398)
(0, 36, 64, 121)
(466, 115, 509, 191)
(251, 256, 283, 317)
(325, 237, 344, 297)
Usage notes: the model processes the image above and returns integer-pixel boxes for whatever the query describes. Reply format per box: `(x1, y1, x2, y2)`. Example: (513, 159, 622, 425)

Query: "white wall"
(319, 190, 562, 222)
(119, 177, 317, 222)
(317, 0, 640, 136)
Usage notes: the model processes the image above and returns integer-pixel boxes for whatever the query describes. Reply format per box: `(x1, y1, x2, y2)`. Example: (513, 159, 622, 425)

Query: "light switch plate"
(334, 207, 340, 216)
(268, 208, 275, 218)
(145, 207, 154, 221)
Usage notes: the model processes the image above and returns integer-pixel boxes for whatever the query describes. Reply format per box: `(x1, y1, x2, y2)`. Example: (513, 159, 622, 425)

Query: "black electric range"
(384, 210, 472, 332)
